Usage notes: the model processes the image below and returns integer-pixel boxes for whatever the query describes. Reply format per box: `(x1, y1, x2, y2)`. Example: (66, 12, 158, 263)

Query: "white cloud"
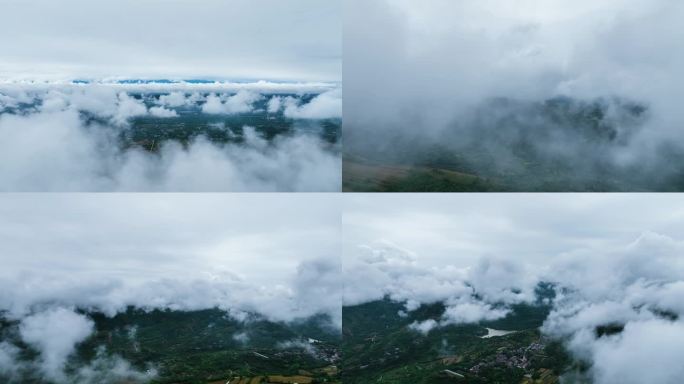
(201, 94, 226, 114)
(71, 349, 158, 384)
(283, 89, 342, 119)
(267, 96, 283, 113)
(343, 240, 470, 307)
(157, 91, 188, 107)
(148, 106, 177, 118)
(408, 302, 509, 334)
(589, 320, 684, 384)
(292, 257, 342, 328)
(114, 92, 147, 124)
(19, 308, 94, 382)
(201, 90, 262, 114)
(276, 339, 321, 359)
(344, 194, 684, 381)
(409, 319, 438, 335)
(441, 301, 509, 325)
(344, 241, 509, 326)
(0, 194, 341, 325)
(0, 84, 341, 191)
(0, 193, 341, 383)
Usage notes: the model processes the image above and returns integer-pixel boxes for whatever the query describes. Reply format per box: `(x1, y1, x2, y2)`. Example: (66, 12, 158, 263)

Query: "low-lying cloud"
(344, 0, 684, 190)
(0, 194, 341, 383)
(19, 308, 95, 381)
(0, 82, 341, 191)
(348, 235, 684, 383)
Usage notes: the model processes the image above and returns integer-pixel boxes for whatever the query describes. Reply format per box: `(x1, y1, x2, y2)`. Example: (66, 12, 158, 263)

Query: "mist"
(344, 0, 684, 191)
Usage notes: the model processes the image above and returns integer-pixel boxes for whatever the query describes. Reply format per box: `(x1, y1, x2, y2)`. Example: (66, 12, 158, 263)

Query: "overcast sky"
(0, 0, 341, 82)
(0, 193, 337, 282)
(343, 193, 684, 310)
(0, 194, 341, 320)
(344, 193, 684, 269)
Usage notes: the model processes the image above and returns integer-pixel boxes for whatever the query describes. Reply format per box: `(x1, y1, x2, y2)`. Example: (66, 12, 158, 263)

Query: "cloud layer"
(0, 82, 341, 191)
(344, 194, 684, 384)
(0, 194, 341, 382)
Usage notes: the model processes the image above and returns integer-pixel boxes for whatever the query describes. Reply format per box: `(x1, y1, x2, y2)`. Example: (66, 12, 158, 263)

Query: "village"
(435, 339, 559, 384)
(203, 340, 341, 384)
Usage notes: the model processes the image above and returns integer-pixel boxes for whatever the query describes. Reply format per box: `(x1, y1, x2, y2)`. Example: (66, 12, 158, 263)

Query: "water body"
(480, 328, 516, 338)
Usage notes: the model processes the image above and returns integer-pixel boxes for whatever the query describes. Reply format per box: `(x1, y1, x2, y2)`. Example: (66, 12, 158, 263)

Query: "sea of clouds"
(344, 0, 684, 187)
(0, 81, 342, 192)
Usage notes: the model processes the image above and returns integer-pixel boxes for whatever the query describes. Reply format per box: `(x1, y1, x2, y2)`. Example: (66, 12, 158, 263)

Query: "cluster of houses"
(468, 341, 546, 375)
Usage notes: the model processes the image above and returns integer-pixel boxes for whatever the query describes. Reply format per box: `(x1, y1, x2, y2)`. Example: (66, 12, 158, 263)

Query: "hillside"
(341, 295, 570, 384)
(0, 308, 341, 384)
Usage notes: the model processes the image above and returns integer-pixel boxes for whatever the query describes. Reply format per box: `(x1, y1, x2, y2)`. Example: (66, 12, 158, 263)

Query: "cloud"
(148, 106, 177, 118)
(344, 240, 464, 306)
(283, 89, 342, 119)
(202, 90, 262, 114)
(0, 342, 21, 379)
(114, 92, 147, 124)
(344, 241, 509, 325)
(589, 320, 684, 384)
(19, 308, 94, 382)
(70, 347, 157, 384)
(0, 194, 341, 381)
(267, 96, 283, 113)
(157, 91, 189, 108)
(409, 319, 438, 335)
(344, 0, 684, 189)
(344, 195, 684, 381)
(276, 339, 322, 359)
(441, 301, 509, 325)
(0, 261, 342, 330)
(407, 300, 509, 336)
(0, 83, 341, 191)
(2, 332, 157, 384)
(0, 194, 341, 323)
(292, 257, 343, 327)
(536, 233, 684, 383)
